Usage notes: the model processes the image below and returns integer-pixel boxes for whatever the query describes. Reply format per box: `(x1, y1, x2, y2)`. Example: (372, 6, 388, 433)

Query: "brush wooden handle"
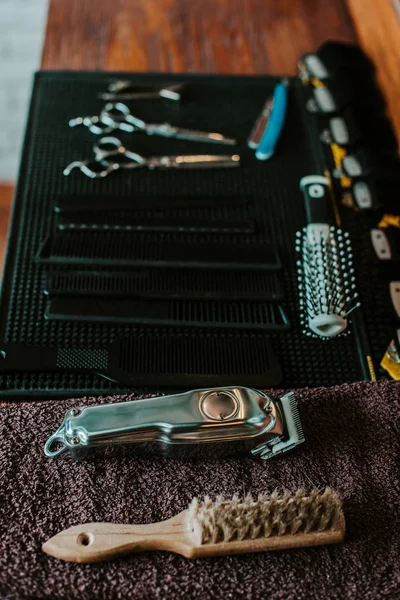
(42, 512, 345, 563)
(42, 511, 191, 563)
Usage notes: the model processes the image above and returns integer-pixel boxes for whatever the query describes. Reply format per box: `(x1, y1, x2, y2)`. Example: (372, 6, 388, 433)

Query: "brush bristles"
(296, 227, 359, 338)
(188, 488, 342, 545)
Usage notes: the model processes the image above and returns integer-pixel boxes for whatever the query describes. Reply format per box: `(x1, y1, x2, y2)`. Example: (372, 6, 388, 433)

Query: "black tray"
(0, 71, 393, 397)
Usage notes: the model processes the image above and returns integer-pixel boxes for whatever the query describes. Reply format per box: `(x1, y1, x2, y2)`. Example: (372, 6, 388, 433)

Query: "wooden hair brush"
(42, 488, 345, 563)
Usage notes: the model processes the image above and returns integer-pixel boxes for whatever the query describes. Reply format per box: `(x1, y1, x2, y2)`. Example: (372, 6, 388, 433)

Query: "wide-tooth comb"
(42, 488, 345, 563)
(296, 226, 360, 338)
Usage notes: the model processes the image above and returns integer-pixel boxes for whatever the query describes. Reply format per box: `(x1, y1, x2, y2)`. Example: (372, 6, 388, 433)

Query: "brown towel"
(0, 381, 399, 600)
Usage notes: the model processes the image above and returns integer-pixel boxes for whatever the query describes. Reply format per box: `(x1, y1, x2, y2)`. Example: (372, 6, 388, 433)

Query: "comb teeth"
(295, 226, 360, 338)
(188, 488, 343, 545)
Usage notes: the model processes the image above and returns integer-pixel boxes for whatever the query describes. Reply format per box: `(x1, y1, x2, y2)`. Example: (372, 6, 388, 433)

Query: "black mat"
(0, 71, 393, 397)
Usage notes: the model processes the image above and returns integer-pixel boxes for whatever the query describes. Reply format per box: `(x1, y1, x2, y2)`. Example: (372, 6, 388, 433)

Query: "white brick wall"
(0, 0, 48, 181)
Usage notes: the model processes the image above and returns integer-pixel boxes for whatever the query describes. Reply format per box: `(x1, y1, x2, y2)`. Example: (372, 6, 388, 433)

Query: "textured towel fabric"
(0, 381, 400, 600)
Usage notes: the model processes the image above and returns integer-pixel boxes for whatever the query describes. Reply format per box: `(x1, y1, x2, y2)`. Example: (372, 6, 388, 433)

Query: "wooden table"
(41, 0, 357, 73)
(0, 185, 13, 270)
(1, 0, 399, 269)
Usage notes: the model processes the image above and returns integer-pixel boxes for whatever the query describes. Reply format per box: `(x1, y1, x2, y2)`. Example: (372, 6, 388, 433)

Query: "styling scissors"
(99, 81, 184, 101)
(63, 136, 240, 178)
(69, 102, 237, 145)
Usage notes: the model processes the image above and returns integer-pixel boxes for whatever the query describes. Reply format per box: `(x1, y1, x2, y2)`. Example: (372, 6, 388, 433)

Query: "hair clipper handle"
(300, 175, 335, 226)
(44, 387, 277, 458)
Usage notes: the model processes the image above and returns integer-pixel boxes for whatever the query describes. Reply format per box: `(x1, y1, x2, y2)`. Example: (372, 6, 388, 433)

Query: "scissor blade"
(99, 83, 183, 101)
(147, 123, 236, 145)
(99, 92, 162, 101)
(173, 127, 237, 145)
(147, 154, 241, 169)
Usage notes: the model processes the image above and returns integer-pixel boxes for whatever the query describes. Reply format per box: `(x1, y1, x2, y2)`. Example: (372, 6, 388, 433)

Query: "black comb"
(55, 195, 255, 234)
(44, 269, 284, 301)
(38, 231, 281, 270)
(45, 297, 290, 331)
(55, 195, 253, 211)
(0, 334, 282, 390)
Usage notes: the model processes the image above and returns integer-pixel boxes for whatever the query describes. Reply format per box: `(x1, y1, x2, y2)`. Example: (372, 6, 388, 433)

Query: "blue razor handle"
(255, 80, 288, 161)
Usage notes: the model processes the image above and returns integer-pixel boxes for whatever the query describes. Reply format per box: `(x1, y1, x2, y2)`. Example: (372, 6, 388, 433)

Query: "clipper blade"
(251, 391, 305, 460)
(296, 226, 360, 339)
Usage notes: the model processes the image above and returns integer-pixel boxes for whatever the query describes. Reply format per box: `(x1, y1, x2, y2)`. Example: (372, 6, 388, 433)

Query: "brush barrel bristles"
(296, 226, 359, 338)
(188, 488, 343, 545)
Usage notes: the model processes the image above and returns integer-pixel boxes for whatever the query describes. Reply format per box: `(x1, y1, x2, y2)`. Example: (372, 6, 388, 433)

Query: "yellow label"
(330, 143, 352, 189)
(311, 77, 325, 88)
(381, 348, 400, 380)
(378, 215, 400, 229)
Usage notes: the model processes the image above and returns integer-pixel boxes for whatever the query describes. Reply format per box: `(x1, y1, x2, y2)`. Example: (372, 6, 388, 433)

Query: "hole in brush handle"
(77, 533, 93, 547)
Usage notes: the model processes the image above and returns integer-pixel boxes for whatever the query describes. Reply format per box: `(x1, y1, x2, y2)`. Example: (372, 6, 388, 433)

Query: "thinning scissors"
(69, 102, 237, 145)
(63, 136, 240, 178)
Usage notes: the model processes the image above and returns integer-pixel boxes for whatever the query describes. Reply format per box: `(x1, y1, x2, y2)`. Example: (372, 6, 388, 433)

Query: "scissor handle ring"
(93, 136, 124, 159)
(102, 102, 130, 121)
(102, 102, 146, 130)
(64, 159, 119, 179)
(87, 117, 116, 135)
(100, 102, 130, 127)
(93, 137, 146, 168)
(95, 135, 123, 150)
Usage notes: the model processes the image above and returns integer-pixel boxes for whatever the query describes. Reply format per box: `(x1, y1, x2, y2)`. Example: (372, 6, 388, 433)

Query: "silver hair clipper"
(44, 387, 304, 461)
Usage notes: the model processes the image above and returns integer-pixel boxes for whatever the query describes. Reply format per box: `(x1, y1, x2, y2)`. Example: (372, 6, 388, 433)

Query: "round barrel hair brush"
(296, 175, 360, 339)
